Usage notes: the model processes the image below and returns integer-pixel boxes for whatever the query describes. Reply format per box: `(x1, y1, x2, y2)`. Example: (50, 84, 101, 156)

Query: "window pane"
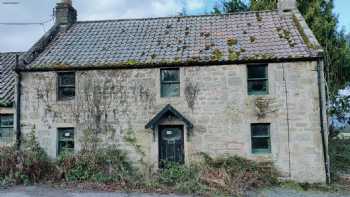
(248, 65, 267, 79)
(252, 124, 269, 137)
(251, 124, 271, 153)
(248, 80, 267, 95)
(161, 83, 180, 97)
(161, 69, 179, 82)
(0, 115, 14, 127)
(59, 73, 75, 86)
(252, 138, 270, 151)
(58, 128, 74, 155)
(0, 128, 12, 138)
(59, 87, 75, 99)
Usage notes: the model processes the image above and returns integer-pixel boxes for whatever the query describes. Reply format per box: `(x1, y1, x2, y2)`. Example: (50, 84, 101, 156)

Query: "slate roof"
(20, 10, 322, 70)
(0, 52, 22, 106)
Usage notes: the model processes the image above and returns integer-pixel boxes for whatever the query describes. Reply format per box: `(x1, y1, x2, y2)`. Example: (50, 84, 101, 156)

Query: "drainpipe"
(317, 60, 330, 184)
(15, 55, 21, 150)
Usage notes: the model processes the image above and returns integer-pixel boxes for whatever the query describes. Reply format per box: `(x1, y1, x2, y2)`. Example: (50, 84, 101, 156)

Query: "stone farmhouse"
(8, 0, 329, 183)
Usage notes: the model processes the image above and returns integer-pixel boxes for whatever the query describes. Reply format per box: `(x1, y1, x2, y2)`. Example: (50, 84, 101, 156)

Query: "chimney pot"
(278, 0, 297, 11)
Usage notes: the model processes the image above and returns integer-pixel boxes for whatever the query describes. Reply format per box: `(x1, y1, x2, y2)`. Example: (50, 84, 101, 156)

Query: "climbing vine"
(185, 81, 200, 111)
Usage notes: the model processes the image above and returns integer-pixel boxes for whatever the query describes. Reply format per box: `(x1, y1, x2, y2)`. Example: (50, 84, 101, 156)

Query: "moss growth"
(53, 64, 70, 69)
(126, 60, 138, 65)
(211, 49, 223, 61)
(277, 27, 297, 48)
(240, 48, 246, 53)
(250, 36, 256, 43)
(151, 54, 157, 59)
(292, 14, 318, 49)
(228, 49, 240, 61)
(227, 37, 238, 46)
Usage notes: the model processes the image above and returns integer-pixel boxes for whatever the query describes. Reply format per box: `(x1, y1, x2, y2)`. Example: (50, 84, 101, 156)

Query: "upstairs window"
(57, 128, 74, 156)
(161, 68, 180, 97)
(58, 72, 75, 100)
(0, 114, 14, 142)
(251, 123, 271, 154)
(247, 64, 268, 95)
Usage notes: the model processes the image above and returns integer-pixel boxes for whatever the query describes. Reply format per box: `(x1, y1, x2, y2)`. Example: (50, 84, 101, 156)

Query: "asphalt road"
(2, 186, 350, 197)
(0, 186, 189, 197)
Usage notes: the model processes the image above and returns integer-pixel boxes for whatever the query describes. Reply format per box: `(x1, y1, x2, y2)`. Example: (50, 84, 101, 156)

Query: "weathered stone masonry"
(20, 61, 326, 183)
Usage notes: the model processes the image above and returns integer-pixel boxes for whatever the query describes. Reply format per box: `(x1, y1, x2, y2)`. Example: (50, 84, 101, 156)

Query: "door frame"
(158, 125, 185, 168)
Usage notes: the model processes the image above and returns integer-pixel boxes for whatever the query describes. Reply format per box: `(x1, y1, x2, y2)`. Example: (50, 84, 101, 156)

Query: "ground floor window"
(0, 114, 14, 142)
(57, 128, 74, 155)
(251, 123, 271, 154)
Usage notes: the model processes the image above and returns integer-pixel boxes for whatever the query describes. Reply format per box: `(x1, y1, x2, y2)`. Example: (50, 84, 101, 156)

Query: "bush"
(329, 137, 350, 181)
(57, 145, 135, 184)
(0, 129, 54, 185)
(157, 162, 206, 194)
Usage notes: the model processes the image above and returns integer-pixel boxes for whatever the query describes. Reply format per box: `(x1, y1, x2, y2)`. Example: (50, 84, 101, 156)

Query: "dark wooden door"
(159, 125, 184, 168)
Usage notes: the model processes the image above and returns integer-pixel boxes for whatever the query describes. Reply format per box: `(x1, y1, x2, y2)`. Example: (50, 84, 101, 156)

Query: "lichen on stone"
(250, 36, 256, 43)
(227, 37, 238, 46)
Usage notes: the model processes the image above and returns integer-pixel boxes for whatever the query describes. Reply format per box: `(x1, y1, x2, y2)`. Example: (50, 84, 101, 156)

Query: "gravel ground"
(1, 185, 350, 197)
(248, 187, 350, 197)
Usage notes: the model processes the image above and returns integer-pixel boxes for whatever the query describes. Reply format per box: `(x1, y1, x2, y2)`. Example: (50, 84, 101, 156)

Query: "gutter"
(15, 54, 21, 150)
(317, 60, 330, 184)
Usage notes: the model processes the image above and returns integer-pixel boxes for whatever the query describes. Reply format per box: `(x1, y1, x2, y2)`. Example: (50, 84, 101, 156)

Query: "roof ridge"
(0, 52, 24, 55)
(76, 9, 280, 24)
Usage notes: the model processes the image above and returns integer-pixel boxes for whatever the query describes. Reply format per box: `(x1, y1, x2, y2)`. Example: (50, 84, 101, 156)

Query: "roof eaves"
(17, 56, 322, 72)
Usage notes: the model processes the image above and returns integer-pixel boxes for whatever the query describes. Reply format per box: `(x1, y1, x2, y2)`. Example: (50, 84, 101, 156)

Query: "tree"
(212, 0, 249, 14)
(297, 0, 350, 96)
(213, 0, 350, 97)
(250, 0, 277, 11)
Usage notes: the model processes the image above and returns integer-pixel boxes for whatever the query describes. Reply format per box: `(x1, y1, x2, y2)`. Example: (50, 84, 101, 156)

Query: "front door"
(159, 125, 184, 168)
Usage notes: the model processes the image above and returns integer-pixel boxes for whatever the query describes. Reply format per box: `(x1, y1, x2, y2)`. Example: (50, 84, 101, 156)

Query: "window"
(160, 68, 180, 97)
(57, 128, 74, 155)
(58, 72, 75, 100)
(247, 64, 268, 95)
(0, 114, 14, 141)
(251, 123, 271, 154)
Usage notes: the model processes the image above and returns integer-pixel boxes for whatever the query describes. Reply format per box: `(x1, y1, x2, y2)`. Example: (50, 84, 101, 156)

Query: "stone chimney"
(278, 0, 297, 11)
(55, 0, 77, 27)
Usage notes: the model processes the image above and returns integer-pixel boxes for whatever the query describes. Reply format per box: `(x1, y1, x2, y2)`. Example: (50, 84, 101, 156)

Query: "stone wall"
(19, 61, 326, 183)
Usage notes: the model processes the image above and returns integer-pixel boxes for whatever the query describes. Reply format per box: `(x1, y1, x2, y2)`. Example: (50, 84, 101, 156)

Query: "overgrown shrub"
(0, 129, 54, 186)
(329, 137, 350, 181)
(157, 162, 206, 194)
(57, 145, 135, 184)
(199, 153, 279, 196)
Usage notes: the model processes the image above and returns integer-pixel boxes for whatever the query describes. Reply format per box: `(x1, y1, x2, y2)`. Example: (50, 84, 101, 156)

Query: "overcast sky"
(0, 0, 349, 52)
